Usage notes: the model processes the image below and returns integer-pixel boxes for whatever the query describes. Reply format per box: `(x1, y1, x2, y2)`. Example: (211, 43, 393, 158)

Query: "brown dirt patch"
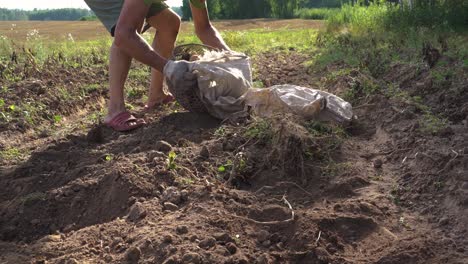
(0, 50, 467, 264)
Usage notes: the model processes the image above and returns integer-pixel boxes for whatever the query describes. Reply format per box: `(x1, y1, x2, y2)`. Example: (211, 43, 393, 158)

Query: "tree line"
(181, 0, 354, 20)
(0, 8, 93, 21)
(181, 0, 466, 20)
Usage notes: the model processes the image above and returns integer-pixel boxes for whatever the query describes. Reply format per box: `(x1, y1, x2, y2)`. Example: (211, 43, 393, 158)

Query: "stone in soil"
(176, 225, 189, 235)
(163, 202, 179, 211)
(181, 252, 202, 264)
(226, 242, 238, 254)
(373, 159, 383, 169)
(125, 247, 141, 263)
(214, 232, 234, 243)
(156, 140, 173, 153)
(127, 202, 147, 222)
(199, 236, 216, 249)
(199, 146, 210, 159)
(163, 234, 174, 244)
(162, 187, 182, 205)
(257, 230, 270, 242)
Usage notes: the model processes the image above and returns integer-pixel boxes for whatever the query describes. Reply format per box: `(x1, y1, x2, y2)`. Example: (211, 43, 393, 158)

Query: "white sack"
(178, 50, 353, 123)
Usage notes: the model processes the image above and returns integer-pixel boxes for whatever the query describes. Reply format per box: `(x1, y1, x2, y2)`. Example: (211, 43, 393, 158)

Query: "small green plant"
(127, 87, 145, 99)
(104, 154, 113, 162)
(178, 177, 195, 186)
(0, 99, 5, 108)
(218, 160, 233, 174)
(245, 119, 272, 141)
(0, 147, 22, 160)
(167, 151, 177, 170)
(420, 113, 448, 134)
(214, 126, 226, 137)
(125, 103, 135, 110)
(53, 115, 63, 124)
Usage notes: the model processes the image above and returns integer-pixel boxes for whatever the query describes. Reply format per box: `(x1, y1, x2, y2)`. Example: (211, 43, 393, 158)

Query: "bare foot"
(145, 93, 175, 110)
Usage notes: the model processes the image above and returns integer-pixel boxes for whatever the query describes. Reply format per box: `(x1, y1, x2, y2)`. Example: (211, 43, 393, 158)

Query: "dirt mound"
(0, 51, 467, 263)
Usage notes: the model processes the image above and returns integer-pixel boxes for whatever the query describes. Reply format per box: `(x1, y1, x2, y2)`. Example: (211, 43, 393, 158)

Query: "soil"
(0, 47, 467, 264)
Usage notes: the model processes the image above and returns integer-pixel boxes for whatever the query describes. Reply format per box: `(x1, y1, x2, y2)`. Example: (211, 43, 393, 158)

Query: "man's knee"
(149, 10, 181, 35)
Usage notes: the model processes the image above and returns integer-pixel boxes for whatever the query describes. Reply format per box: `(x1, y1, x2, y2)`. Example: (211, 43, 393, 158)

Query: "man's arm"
(114, 0, 168, 72)
(191, 0, 230, 50)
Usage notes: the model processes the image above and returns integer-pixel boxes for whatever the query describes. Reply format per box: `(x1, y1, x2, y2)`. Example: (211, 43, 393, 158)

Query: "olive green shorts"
(84, 0, 169, 37)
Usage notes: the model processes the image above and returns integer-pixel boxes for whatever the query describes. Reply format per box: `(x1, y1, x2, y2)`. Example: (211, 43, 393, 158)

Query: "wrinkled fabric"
(166, 50, 353, 123)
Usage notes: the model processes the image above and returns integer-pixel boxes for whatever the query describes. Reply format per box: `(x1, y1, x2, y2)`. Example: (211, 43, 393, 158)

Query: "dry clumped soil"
(0, 47, 467, 264)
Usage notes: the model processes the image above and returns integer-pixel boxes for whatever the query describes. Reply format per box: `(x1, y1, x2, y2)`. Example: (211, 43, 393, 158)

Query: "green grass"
(177, 28, 318, 55)
(0, 147, 22, 160)
(295, 8, 340, 20)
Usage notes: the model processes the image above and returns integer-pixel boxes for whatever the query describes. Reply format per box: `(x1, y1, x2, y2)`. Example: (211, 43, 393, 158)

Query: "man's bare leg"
(146, 9, 181, 109)
(104, 41, 134, 124)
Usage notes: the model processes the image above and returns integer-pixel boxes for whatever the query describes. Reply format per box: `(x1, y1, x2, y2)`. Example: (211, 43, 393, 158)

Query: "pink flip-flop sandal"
(105, 112, 146, 132)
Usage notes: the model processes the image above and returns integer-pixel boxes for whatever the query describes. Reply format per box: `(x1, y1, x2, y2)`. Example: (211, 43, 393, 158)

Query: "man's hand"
(163, 60, 198, 92)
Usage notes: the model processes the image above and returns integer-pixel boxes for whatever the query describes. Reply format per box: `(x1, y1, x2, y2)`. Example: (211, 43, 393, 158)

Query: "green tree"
(269, 0, 298, 18)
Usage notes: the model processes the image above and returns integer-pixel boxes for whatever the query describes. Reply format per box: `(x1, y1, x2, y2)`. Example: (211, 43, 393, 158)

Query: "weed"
(167, 151, 177, 170)
(245, 119, 272, 142)
(127, 87, 145, 99)
(0, 147, 22, 160)
(178, 177, 195, 186)
(53, 115, 63, 124)
(321, 161, 351, 177)
(104, 154, 113, 162)
(81, 83, 102, 95)
(214, 126, 226, 137)
(420, 113, 448, 134)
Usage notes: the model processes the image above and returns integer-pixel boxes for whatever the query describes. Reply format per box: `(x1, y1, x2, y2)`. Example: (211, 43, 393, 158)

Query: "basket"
(166, 44, 219, 113)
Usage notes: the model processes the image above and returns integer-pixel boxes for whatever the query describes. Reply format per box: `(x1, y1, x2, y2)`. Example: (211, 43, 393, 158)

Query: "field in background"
(0, 19, 324, 42)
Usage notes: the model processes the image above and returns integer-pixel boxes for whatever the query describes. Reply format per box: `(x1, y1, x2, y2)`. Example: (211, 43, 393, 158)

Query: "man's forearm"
(114, 27, 168, 72)
(196, 26, 230, 51)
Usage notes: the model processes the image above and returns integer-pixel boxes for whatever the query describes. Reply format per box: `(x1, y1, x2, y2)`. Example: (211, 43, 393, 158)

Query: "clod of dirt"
(373, 159, 383, 169)
(127, 202, 147, 222)
(86, 125, 104, 144)
(162, 187, 182, 205)
(163, 202, 179, 212)
(198, 236, 216, 249)
(147, 150, 166, 161)
(181, 252, 203, 264)
(226, 242, 238, 254)
(255, 254, 272, 264)
(163, 234, 174, 244)
(438, 217, 450, 226)
(156, 140, 173, 153)
(318, 216, 378, 243)
(180, 190, 189, 201)
(162, 256, 179, 264)
(38, 234, 61, 243)
(256, 230, 270, 243)
(315, 247, 332, 262)
(199, 146, 210, 159)
(64, 258, 79, 264)
(176, 225, 189, 235)
(214, 232, 234, 243)
(125, 247, 141, 263)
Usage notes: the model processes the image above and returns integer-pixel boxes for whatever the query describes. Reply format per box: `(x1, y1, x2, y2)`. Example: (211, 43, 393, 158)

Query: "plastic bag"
(244, 85, 353, 123)
(187, 51, 253, 119)
(172, 49, 353, 123)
